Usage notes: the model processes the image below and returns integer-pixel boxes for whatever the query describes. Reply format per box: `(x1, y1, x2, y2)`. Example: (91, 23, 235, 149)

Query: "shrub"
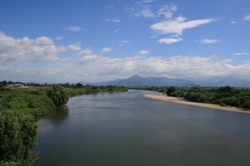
(46, 85, 69, 107)
(0, 111, 38, 162)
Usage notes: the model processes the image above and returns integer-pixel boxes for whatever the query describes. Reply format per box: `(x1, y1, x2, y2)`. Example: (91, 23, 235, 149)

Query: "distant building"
(6, 84, 27, 88)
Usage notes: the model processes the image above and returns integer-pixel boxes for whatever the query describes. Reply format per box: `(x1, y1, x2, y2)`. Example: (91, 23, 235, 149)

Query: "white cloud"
(234, 52, 249, 56)
(150, 16, 216, 45)
(63, 26, 81, 31)
(126, 2, 177, 19)
(140, 8, 155, 18)
(157, 4, 177, 19)
(114, 29, 120, 32)
(77, 55, 249, 81)
(126, 0, 155, 18)
(243, 14, 250, 21)
(1, 32, 250, 83)
(55, 36, 64, 40)
(0, 32, 60, 62)
(105, 19, 121, 23)
(78, 48, 93, 56)
(150, 16, 216, 35)
(68, 42, 82, 51)
(199, 39, 220, 44)
(35, 36, 54, 45)
(100, 47, 112, 53)
(138, 50, 149, 55)
(158, 37, 182, 44)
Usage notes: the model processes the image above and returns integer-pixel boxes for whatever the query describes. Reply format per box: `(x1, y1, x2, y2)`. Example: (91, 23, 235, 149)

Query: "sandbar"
(144, 94, 250, 114)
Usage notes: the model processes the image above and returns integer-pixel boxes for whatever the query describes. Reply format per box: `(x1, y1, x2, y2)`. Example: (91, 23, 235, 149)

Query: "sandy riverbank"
(144, 94, 250, 114)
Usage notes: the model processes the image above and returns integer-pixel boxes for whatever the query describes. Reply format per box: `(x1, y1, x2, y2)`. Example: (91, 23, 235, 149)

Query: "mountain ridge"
(81, 75, 250, 87)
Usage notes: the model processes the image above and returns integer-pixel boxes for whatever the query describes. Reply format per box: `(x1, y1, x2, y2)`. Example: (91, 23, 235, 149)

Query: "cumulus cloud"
(68, 42, 82, 51)
(0, 32, 60, 62)
(233, 52, 249, 56)
(63, 26, 81, 31)
(100, 47, 112, 53)
(78, 48, 93, 56)
(35, 36, 54, 45)
(243, 14, 250, 21)
(4, 53, 250, 83)
(1, 32, 250, 83)
(199, 39, 220, 44)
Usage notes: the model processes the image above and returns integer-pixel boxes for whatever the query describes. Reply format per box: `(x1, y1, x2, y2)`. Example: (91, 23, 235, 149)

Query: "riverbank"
(144, 94, 250, 114)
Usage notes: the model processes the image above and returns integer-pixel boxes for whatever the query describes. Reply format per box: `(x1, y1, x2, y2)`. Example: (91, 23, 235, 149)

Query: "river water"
(33, 90, 250, 166)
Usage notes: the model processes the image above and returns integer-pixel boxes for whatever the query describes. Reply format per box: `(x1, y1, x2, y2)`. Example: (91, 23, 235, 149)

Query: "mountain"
(81, 75, 250, 87)
(87, 75, 197, 87)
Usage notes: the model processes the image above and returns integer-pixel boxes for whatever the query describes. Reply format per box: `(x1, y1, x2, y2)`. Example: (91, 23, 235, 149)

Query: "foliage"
(0, 88, 55, 117)
(134, 85, 250, 110)
(0, 111, 38, 163)
(46, 85, 69, 107)
(65, 85, 128, 96)
(166, 86, 176, 96)
(158, 86, 250, 110)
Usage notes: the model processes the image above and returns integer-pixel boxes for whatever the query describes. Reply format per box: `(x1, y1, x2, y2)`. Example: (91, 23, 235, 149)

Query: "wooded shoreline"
(144, 93, 250, 114)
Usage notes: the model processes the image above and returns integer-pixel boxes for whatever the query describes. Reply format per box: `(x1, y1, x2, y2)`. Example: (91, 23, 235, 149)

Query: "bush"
(47, 85, 69, 107)
(0, 111, 38, 162)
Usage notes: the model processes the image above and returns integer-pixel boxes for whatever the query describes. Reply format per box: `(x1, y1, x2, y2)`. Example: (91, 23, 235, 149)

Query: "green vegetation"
(0, 111, 38, 166)
(0, 81, 128, 165)
(153, 86, 250, 110)
(46, 85, 69, 107)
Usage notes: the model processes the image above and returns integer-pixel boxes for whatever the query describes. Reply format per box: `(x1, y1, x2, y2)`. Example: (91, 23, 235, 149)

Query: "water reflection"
(37, 107, 69, 126)
(35, 107, 69, 138)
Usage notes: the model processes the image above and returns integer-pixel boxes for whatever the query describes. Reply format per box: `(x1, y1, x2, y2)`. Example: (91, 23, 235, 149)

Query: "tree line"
(159, 86, 250, 110)
(130, 85, 250, 110)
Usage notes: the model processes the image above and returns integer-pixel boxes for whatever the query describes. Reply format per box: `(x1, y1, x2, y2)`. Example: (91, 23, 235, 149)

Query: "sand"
(144, 94, 250, 114)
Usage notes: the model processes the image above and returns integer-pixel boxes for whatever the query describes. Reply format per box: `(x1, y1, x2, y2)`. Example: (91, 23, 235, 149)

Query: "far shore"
(144, 94, 250, 114)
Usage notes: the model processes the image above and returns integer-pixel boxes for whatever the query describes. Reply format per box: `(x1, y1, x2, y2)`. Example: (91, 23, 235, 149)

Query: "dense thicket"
(131, 85, 250, 110)
(0, 112, 38, 165)
(46, 85, 69, 107)
(159, 86, 250, 110)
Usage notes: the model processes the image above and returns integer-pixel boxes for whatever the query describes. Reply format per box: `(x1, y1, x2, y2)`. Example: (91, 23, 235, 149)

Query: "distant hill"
(81, 75, 250, 87)
(99, 75, 195, 86)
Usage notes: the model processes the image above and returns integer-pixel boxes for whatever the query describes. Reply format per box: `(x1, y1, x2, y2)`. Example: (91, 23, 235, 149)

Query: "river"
(33, 90, 250, 166)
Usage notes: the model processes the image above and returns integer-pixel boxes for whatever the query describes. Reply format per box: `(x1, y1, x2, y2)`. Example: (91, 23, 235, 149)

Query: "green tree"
(0, 111, 38, 162)
(166, 86, 176, 96)
(75, 83, 83, 88)
(46, 85, 69, 107)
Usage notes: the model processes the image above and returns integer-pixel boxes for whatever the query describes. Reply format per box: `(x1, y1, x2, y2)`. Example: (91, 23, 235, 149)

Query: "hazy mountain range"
(81, 75, 250, 88)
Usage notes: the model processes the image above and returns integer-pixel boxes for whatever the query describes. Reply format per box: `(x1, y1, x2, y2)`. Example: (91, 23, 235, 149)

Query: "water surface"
(33, 90, 250, 166)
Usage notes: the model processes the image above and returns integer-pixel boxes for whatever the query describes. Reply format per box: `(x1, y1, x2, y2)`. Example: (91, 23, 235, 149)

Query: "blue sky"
(0, 0, 250, 83)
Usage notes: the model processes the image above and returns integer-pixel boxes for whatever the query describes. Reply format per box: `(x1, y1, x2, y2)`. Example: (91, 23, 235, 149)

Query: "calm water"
(33, 90, 250, 166)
